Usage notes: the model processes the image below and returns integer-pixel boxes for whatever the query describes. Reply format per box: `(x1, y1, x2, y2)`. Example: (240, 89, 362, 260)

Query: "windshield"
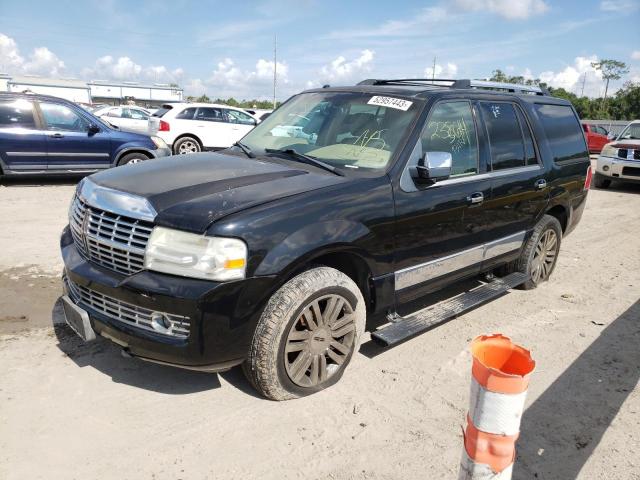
(240, 92, 421, 171)
(617, 123, 640, 141)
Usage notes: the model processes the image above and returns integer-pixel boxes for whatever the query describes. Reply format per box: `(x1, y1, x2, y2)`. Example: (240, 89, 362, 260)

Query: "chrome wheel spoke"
(285, 341, 306, 354)
(326, 347, 346, 365)
(302, 307, 318, 330)
(332, 322, 355, 338)
(324, 296, 344, 326)
(331, 314, 353, 332)
(288, 330, 311, 341)
(290, 351, 313, 382)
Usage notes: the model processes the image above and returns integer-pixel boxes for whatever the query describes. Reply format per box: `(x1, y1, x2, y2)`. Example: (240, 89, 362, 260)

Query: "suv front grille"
(70, 195, 154, 275)
(64, 276, 190, 338)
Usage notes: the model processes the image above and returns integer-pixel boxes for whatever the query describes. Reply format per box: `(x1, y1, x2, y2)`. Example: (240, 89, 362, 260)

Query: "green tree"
(591, 59, 629, 114)
(196, 94, 210, 103)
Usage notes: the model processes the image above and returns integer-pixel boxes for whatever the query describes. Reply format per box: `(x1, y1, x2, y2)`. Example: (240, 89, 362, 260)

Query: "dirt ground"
(0, 175, 638, 480)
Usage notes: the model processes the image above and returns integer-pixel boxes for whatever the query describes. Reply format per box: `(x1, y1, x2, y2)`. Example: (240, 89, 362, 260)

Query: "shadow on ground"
(51, 297, 259, 397)
(514, 299, 640, 479)
(0, 174, 85, 187)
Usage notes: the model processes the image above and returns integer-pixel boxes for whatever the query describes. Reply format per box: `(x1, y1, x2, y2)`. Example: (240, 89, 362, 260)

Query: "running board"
(371, 272, 528, 347)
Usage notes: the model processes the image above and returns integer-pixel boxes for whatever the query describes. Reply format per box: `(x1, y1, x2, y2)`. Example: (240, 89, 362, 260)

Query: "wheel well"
(116, 149, 152, 164)
(312, 252, 374, 312)
(173, 133, 203, 150)
(545, 205, 568, 233)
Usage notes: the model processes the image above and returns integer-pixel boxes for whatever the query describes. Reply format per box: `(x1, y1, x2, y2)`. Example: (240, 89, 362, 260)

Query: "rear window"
(0, 99, 36, 128)
(175, 107, 196, 120)
(534, 104, 588, 163)
(152, 107, 172, 117)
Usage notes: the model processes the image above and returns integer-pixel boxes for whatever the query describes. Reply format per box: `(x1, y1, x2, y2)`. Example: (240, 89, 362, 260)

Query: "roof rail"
(357, 78, 550, 96)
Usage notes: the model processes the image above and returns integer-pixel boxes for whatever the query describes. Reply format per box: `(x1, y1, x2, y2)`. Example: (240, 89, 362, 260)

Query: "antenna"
(431, 56, 436, 84)
(273, 34, 277, 110)
(580, 72, 587, 97)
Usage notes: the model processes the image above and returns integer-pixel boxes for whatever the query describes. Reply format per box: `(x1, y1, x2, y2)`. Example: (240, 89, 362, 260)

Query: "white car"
(148, 103, 257, 154)
(594, 120, 640, 189)
(93, 106, 151, 134)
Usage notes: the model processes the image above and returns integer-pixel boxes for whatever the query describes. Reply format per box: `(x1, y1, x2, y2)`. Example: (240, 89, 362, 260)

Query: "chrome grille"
(69, 195, 154, 275)
(64, 276, 190, 338)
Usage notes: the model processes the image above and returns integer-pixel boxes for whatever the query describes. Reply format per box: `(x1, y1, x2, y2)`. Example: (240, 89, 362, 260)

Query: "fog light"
(151, 312, 172, 333)
(603, 165, 610, 172)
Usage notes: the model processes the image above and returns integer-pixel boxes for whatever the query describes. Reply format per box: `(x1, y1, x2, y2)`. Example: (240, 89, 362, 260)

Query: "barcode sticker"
(367, 96, 413, 111)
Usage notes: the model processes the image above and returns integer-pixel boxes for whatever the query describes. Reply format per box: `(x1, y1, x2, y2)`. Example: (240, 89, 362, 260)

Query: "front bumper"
(596, 155, 640, 183)
(60, 226, 277, 371)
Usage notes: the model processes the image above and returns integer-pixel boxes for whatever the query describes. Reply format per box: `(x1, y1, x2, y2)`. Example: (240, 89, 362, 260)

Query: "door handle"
(535, 179, 547, 190)
(466, 192, 484, 204)
(49, 133, 64, 138)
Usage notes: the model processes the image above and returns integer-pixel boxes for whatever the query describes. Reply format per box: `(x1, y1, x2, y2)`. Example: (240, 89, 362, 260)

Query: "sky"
(0, 0, 639, 100)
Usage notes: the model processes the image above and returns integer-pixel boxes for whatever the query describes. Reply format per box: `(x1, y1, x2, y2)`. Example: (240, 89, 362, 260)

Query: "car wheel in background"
(593, 172, 611, 189)
(117, 152, 150, 166)
(174, 136, 201, 155)
(243, 267, 366, 401)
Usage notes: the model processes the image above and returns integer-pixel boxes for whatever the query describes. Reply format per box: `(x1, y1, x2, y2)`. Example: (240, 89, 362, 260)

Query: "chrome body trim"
(395, 231, 526, 291)
(427, 165, 542, 188)
(78, 177, 157, 221)
(6, 151, 109, 157)
(5, 151, 47, 156)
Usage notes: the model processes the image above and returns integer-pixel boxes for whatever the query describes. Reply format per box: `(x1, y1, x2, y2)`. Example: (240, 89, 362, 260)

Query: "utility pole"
(273, 34, 277, 110)
(580, 72, 586, 97)
(432, 56, 436, 83)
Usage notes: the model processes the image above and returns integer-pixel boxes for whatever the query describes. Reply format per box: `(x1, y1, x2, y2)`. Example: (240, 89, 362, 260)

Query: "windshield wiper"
(264, 148, 343, 176)
(233, 141, 255, 158)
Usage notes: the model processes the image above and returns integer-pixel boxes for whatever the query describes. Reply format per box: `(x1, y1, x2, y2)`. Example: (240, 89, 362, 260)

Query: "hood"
(88, 152, 347, 232)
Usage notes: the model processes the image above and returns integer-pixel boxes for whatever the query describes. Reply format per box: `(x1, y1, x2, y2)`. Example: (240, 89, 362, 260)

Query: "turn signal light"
(224, 259, 246, 269)
(159, 120, 170, 131)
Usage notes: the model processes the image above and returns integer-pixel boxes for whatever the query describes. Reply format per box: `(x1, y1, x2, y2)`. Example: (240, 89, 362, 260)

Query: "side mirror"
(410, 151, 452, 185)
(87, 124, 100, 135)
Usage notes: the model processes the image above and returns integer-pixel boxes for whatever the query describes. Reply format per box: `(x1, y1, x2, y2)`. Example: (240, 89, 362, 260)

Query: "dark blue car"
(0, 92, 171, 177)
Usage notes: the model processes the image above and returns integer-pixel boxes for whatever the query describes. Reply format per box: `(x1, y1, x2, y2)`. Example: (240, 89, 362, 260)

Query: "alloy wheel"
(531, 229, 558, 283)
(284, 294, 356, 388)
(178, 141, 198, 154)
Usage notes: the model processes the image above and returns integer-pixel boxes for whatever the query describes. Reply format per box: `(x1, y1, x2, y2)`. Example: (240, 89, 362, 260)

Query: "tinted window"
(515, 107, 538, 166)
(0, 99, 36, 128)
(128, 108, 149, 120)
(196, 107, 223, 122)
(226, 109, 255, 125)
(421, 101, 478, 176)
(480, 102, 525, 170)
(40, 103, 89, 132)
(175, 107, 196, 120)
(534, 104, 588, 163)
(152, 107, 172, 117)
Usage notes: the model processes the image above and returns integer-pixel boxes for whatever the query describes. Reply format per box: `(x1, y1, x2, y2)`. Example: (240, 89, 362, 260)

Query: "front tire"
(173, 136, 201, 155)
(117, 152, 149, 166)
(517, 214, 563, 290)
(243, 267, 366, 401)
(593, 172, 611, 189)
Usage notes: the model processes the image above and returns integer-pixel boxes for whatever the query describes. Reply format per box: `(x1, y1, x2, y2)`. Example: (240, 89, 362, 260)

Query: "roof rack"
(357, 78, 550, 96)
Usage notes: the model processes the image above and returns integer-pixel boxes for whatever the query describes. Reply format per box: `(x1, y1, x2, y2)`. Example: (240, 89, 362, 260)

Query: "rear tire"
(516, 215, 562, 290)
(117, 152, 149, 166)
(173, 136, 201, 155)
(593, 172, 611, 189)
(243, 267, 366, 401)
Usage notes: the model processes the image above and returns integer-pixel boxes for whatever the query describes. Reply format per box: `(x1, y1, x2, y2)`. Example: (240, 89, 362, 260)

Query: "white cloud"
(199, 58, 289, 98)
(424, 62, 458, 79)
(536, 55, 604, 96)
(632, 51, 640, 60)
(0, 33, 65, 76)
(318, 50, 375, 84)
(82, 55, 183, 84)
(454, 0, 549, 19)
(600, 0, 639, 11)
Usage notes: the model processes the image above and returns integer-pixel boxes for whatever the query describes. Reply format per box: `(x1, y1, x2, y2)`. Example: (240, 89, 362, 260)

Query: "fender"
(254, 220, 373, 277)
(112, 145, 156, 166)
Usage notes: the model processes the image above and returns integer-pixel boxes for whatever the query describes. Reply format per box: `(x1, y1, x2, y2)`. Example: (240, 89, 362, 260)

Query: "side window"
(106, 108, 123, 118)
(0, 99, 36, 128)
(515, 107, 538, 166)
(195, 107, 223, 122)
(226, 109, 255, 125)
(534, 104, 588, 163)
(40, 103, 89, 132)
(480, 102, 526, 170)
(175, 107, 196, 120)
(129, 109, 149, 120)
(595, 126, 608, 136)
(421, 101, 478, 177)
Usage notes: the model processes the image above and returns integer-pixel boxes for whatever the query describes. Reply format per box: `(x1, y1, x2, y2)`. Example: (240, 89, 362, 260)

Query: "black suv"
(60, 79, 591, 400)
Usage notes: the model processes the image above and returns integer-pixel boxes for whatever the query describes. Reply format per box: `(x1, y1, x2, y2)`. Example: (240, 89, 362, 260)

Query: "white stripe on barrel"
(468, 377, 528, 436)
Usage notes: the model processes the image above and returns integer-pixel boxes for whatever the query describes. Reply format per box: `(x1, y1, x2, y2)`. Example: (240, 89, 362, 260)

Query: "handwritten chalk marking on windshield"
(367, 96, 413, 111)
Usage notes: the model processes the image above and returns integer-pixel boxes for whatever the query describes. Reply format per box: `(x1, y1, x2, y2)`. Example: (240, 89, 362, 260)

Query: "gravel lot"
(0, 175, 639, 480)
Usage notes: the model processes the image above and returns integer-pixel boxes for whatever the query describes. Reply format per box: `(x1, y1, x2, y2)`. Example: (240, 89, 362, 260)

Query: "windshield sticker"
(367, 96, 413, 111)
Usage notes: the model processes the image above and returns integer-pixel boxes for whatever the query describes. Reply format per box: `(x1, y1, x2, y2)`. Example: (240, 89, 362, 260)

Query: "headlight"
(600, 144, 618, 158)
(144, 227, 247, 281)
(150, 136, 168, 149)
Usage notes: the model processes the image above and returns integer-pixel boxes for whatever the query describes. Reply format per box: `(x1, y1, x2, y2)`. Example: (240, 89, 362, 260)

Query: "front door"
(0, 97, 48, 172)
(394, 100, 491, 306)
(38, 101, 112, 171)
(224, 109, 257, 146)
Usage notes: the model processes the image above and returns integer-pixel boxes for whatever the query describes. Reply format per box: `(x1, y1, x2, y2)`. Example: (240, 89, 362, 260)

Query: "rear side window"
(515, 107, 538, 166)
(152, 107, 172, 117)
(480, 102, 527, 171)
(534, 104, 588, 163)
(175, 107, 196, 120)
(0, 99, 36, 128)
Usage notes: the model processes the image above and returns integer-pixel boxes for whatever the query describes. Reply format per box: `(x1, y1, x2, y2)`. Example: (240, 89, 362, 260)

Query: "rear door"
(0, 97, 47, 172)
(477, 100, 548, 270)
(224, 108, 257, 144)
(38, 101, 112, 171)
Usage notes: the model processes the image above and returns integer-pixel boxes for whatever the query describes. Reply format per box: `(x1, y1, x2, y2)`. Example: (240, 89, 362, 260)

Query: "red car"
(582, 123, 610, 154)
